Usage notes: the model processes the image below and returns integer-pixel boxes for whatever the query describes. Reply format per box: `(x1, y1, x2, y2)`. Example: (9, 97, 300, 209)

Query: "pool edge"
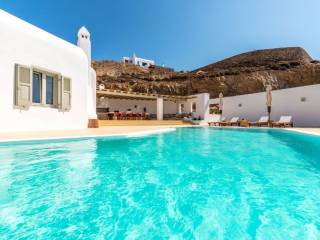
(0, 127, 177, 144)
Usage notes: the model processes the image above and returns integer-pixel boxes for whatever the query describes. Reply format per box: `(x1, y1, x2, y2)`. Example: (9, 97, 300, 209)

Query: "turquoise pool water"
(0, 128, 320, 239)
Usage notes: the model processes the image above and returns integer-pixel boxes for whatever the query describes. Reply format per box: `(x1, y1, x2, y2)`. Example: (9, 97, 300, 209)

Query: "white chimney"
(77, 26, 91, 64)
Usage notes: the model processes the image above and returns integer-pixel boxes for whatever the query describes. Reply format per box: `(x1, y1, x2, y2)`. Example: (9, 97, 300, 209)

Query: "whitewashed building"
(122, 54, 155, 68)
(0, 9, 97, 132)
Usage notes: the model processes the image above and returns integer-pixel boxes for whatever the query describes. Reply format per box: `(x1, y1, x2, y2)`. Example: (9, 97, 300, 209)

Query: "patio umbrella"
(219, 92, 223, 121)
(266, 85, 272, 126)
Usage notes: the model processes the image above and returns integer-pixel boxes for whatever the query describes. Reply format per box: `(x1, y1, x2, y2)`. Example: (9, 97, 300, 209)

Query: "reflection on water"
(0, 139, 99, 239)
(0, 148, 14, 204)
(268, 130, 320, 169)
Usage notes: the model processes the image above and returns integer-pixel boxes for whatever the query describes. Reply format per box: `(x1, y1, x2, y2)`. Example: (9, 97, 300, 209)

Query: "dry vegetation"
(93, 47, 320, 98)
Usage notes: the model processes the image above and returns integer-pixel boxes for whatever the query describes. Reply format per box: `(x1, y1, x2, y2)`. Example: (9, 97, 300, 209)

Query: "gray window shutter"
(15, 64, 32, 109)
(61, 77, 71, 111)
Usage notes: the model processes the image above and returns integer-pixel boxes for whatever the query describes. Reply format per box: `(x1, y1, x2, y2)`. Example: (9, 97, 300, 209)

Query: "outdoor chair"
(272, 116, 293, 128)
(220, 117, 240, 126)
(208, 116, 226, 126)
(249, 116, 269, 127)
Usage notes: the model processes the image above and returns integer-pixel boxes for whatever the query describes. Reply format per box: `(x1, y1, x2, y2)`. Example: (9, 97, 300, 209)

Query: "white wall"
(0, 10, 89, 132)
(87, 67, 97, 119)
(209, 84, 320, 127)
(181, 93, 210, 120)
(195, 93, 210, 120)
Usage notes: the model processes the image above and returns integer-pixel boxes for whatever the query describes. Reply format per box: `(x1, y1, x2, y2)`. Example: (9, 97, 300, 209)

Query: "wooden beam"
(97, 89, 196, 101)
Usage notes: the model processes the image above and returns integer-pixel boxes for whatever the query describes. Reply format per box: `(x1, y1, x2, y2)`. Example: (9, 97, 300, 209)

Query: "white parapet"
(209, 84, 320, 127)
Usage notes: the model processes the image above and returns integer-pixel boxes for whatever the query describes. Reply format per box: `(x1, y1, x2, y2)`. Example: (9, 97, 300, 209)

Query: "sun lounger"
(272, 116, 293, 128)
(249, 116, 269, 127)
(220, 117, 240, 126)
(208, 117, 226, 126)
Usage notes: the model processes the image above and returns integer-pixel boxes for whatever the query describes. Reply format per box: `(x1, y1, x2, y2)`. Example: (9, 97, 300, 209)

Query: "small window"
(32, 70, 59, 107)
(32, 72, 42, 104)
(46, 75, 54, 105)
(209, 104, 220, 114)
(179, 103, 185, 113)
(192, 102, 196, 113)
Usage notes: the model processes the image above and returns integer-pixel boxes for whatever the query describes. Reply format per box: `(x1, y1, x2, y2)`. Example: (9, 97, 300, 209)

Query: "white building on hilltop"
(122, 54, 155, 68)
(0, 9, 97, 132)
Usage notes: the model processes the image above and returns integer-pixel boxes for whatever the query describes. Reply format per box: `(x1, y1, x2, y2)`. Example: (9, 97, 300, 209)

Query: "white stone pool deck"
(287, 128, 320, 136)
(0, 126, 182, 142)
(0, 126, 319, 142)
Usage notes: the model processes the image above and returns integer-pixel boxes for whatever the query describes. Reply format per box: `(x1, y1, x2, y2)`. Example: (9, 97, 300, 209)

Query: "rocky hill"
(196, 47, 312, 71)
(93, 47, 320, 98)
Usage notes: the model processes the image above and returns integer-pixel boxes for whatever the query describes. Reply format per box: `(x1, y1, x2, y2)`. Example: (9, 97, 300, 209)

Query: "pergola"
(96, 89, 196, 120)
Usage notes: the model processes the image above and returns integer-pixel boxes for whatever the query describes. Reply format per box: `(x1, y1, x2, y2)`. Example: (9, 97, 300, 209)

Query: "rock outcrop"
(93, 47, 320, 98)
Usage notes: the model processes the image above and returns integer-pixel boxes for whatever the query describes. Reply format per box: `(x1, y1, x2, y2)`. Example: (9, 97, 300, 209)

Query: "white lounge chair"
(208, 116, 226, 126)
(249, 116, 269, 127)
(272, 116, 293, 128)
(220, 117, 240, 126)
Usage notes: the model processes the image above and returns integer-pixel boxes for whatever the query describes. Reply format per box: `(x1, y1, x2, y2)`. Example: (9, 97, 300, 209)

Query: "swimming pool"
(0, 128, 320, 239)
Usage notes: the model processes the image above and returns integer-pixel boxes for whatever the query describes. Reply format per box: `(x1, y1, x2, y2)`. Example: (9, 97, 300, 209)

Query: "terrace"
(96, 88, 200, 122)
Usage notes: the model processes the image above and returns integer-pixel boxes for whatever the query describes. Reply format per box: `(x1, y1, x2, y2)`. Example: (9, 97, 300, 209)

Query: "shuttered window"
(61, 77, 71, 111)
(14, 64, 71, 111)
(15, 64, 32, 109)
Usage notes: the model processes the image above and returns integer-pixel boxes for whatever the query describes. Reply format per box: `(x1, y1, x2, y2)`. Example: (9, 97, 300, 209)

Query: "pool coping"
(0, 127, 178, 143)
(286, 128, 320, 136)
(205, 126, 320, 139)
(0, 125, 319, 144)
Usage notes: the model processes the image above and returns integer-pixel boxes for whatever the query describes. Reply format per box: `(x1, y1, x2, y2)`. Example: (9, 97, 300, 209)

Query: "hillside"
(195, 47, 312, 71)
(93, 47, 320, 98)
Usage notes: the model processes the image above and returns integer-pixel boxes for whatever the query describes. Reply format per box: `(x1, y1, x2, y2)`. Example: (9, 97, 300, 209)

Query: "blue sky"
(1, 0, 319, 70)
